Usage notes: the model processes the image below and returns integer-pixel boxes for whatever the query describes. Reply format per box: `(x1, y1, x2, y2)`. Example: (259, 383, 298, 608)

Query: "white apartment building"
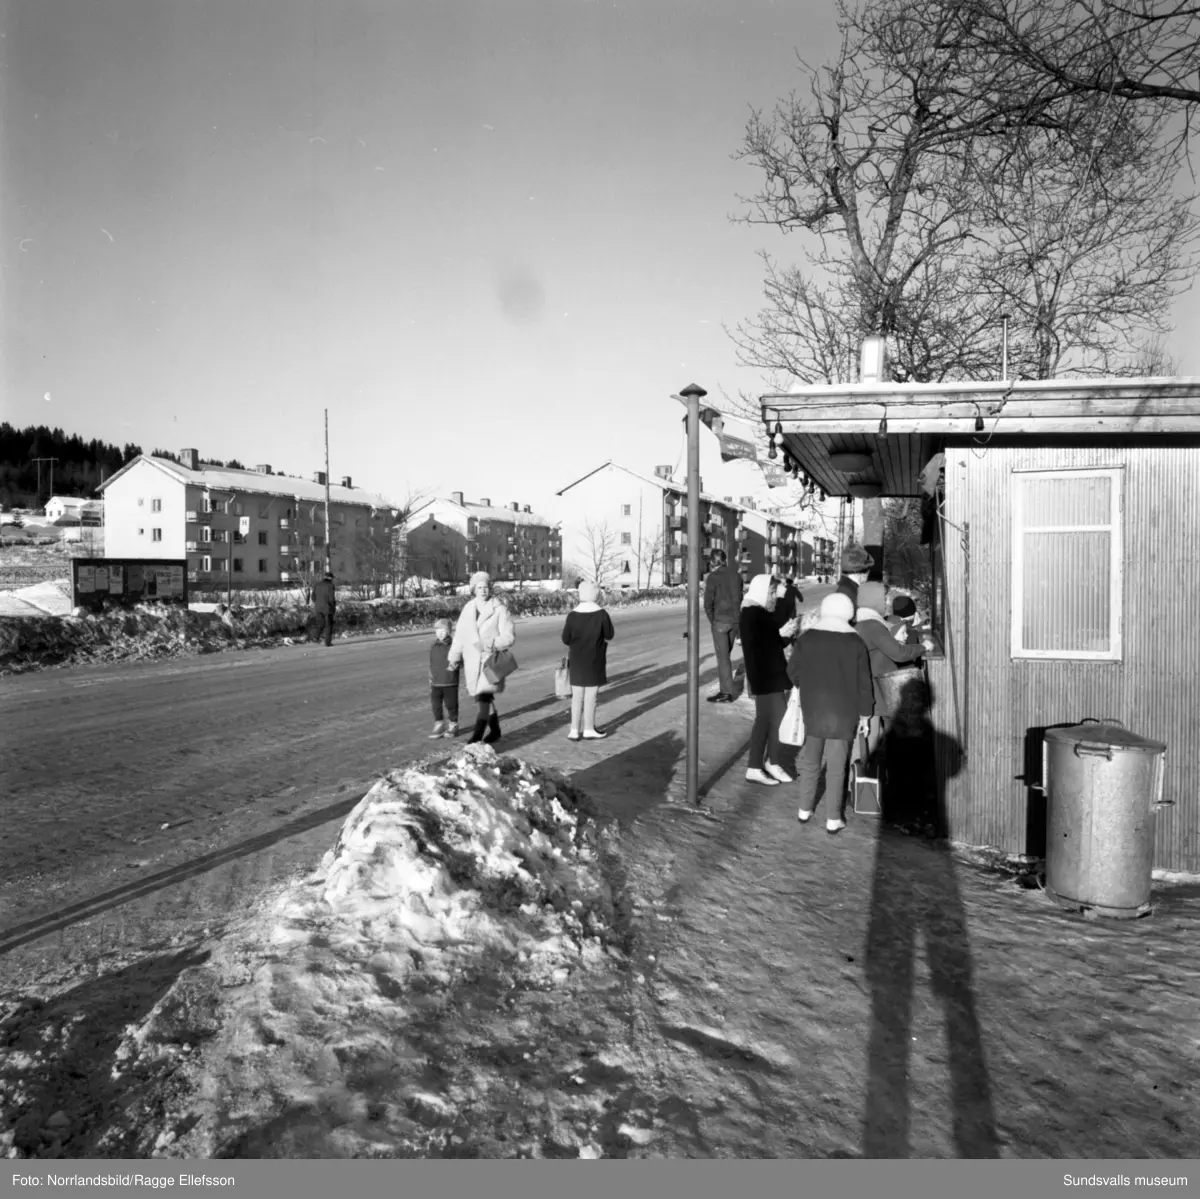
(97, 449, 395, 588)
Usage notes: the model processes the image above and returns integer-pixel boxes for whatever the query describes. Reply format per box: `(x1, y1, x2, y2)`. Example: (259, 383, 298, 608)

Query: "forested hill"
(0, 425, 251, 509)
(0, 424, 142, 510)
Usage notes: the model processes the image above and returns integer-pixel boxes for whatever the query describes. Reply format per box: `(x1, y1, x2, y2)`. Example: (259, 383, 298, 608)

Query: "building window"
(202, 555, 212, 572)
(201, 496, 212, 513)
(233, 558, 244, 573)
(258, 559, 268, 573)
(200, 526, 212, 542)
(137, 498, 144, 507)
(137, 528, 144, 536)
(151, 528, 162, 542)
(151, 498, 162, 512)
(1012, 468, 1123, 660)
(258, 531, 268, 545)
(620, 532, 632, 545)
(622, 504, 632, 517)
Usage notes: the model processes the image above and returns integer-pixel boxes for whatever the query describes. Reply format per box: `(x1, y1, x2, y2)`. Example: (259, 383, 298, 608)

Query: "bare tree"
(732, 0, 1197, 384)
(634, 524, 665, 589)
(581, 517, 621, 587)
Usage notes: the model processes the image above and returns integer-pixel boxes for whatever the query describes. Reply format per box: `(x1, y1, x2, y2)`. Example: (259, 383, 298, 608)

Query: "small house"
(761, 376, 1200, 873)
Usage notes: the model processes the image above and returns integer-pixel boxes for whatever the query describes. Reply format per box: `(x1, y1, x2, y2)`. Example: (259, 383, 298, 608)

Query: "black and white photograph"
(2, 0, 1199, 1185)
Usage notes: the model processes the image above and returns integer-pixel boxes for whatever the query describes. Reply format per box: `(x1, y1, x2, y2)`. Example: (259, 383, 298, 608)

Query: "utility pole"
(674, 383, 706, 807)
(31, 457, 58, 506)
(324, 409, 332, 575)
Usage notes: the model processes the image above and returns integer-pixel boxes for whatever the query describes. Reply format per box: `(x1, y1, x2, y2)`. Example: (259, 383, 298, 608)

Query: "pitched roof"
(98, 456, 395, 509)
(423, 495, 556, 527)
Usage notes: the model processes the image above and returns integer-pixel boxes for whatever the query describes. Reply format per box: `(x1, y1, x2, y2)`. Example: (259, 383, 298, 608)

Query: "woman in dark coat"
(787, 591, 874, 833)
(562, 581, 615, 741)
(739, 573, 800, 786)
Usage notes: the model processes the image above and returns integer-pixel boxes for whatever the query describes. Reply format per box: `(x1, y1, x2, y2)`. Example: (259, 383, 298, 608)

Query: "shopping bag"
(778, 687, 806, 746)
(554, 657, 572, 698)
(483, 647, 519, 686)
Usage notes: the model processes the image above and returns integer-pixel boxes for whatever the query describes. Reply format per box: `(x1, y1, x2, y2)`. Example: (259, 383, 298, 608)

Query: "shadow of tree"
(863, 677, 999, 1158)
(0, 946, 209, 1157)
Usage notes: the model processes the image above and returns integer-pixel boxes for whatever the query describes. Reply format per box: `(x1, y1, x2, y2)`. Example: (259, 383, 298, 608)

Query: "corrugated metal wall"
(930, 440, 1200, 872)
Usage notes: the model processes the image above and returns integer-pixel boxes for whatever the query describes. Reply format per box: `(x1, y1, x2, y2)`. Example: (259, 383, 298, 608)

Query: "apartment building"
(97, 449, 395, 588)
(405, 492, 562, 585)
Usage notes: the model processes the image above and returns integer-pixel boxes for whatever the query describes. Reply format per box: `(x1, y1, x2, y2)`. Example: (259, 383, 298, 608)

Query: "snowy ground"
(2, 747, 648, 1160)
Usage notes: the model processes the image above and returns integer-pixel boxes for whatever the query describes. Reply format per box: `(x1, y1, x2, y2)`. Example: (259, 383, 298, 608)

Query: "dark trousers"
(711, 623, 737, 694)
(748, 690, 787, 770)
(796, 736, 851, 819)
(315, 611, 334, 646)
(430, 686, 460, 723)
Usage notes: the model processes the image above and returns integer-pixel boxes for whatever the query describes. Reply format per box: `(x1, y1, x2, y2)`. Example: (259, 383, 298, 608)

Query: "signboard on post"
(71, 558, 189, 611)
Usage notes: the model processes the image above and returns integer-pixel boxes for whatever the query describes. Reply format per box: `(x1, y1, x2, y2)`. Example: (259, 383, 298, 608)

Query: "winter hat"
(819, 592, 855, 623)
(433, 618, 452, 634)
(840, 542, 874, 574)
(323, 570, 333, 580)
(578, 581, 600, 604)
(858, 581, 887, 617)
(892, 595, 917, 619)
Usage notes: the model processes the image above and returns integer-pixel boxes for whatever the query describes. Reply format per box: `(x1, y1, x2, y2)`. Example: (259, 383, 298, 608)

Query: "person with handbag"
(448, 571, 516, 746)
(561, 580, 615, 740)
(738, 573, 800, 785)
(788, 591, 874, 833)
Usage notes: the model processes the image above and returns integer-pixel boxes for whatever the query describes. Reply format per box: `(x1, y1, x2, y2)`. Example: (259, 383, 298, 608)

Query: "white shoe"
(765, 763, 793, 784)
(745, 768, 779, 786)
(826, 818, 847, 835)
(797, 808, 813, 823)
(567, 729, 581, 741)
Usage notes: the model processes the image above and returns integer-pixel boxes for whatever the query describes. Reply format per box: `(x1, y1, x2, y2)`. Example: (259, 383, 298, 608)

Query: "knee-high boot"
(467, 715, 489, 744)
(484, 709, 501, 744)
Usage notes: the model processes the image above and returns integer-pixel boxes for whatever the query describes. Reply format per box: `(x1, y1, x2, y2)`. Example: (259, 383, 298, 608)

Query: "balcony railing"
(186, 510, 199, 523)
(279, 518, 290, 529)
(186, 541, 199, 552)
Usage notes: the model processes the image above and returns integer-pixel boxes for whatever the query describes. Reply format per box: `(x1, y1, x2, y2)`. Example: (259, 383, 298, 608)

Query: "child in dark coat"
(428, 618, 461, 738)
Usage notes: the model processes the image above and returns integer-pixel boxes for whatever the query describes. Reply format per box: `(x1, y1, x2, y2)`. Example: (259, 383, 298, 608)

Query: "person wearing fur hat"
(835, 541, 875, 611)
(855, 581, 928, 758)
(739, 573, 801, 785)
(561, 581, 615, 740)
(787, 591, 874, 833)
(448, 571, 516, 745)
(427, 618, 461, 739)
(311, 569, 336, 647)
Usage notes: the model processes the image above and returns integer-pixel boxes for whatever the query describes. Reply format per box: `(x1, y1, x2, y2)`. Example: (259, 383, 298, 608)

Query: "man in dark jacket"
(312, 570, 336, 647)
(702, 549, 743, 702)
(835, 541, 874, 611)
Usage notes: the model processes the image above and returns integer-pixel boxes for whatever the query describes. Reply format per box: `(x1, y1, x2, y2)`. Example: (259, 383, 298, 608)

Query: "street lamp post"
(674, 382, 707, 806)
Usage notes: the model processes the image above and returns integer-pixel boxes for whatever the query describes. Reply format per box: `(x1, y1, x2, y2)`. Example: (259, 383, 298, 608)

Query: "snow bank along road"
(0, 604, 697, 963)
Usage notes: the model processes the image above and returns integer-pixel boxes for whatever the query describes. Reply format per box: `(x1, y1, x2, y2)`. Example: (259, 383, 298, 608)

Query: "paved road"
(0, 603, 707, 939)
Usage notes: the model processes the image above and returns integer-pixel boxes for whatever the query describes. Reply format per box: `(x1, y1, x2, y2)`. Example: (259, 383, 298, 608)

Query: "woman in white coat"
(448, 571, 517, 745)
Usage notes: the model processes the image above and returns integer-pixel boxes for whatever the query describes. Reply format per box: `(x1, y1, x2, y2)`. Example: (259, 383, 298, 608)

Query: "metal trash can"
(1043, 720, 1167, 919)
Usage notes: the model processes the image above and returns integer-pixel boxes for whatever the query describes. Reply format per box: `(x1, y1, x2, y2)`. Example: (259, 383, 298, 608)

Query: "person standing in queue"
(448, 571, 516, 746)
(561, 581, 615, 741)
(835, 542, 874, 612)
(739, 573, 800, 785)
(312, 569, 336, 647)
(703, 549, 743, 703)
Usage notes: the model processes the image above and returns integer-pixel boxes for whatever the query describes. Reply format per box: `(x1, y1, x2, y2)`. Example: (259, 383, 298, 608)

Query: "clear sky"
(3, 0, 1197, 516)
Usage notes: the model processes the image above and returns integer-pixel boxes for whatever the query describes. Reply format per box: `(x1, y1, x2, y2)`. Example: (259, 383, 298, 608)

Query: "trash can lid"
(1045, 722, 1167, 755)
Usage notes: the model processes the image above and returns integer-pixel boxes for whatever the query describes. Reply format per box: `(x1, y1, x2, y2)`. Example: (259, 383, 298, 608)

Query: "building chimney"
(510, 501, 519, 512)
(523, 504, 532, 513)
(480, 498, 491, 507)
(654, 465, 672, 479)
(860, 335, 888, 383)
(181, 448, 199, 471)
(256, 464, 272, 475)
(341, 475, 352, 488)
(313, 471, 327, 485)
(451, 491, 464, 506)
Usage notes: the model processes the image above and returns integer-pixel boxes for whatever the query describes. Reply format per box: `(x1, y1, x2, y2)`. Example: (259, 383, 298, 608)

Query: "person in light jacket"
(855, 582, 928, 760)
(703, 549, 743, 703)
(561, 581, 615, 741)
(787, 591, 874, 834)
(739, 573, 800, 786)
(448, 572, 516, 745)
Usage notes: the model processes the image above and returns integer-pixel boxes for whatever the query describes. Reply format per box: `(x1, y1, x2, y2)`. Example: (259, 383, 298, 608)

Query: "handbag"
(778, 687, 806, 746)
(483, 646, 519, 686)
(554, 657, 572, 698)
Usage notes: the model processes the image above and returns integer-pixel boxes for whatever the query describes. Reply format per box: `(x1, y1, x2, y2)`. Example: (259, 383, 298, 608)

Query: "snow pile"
(100, 747, 634, 1159)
